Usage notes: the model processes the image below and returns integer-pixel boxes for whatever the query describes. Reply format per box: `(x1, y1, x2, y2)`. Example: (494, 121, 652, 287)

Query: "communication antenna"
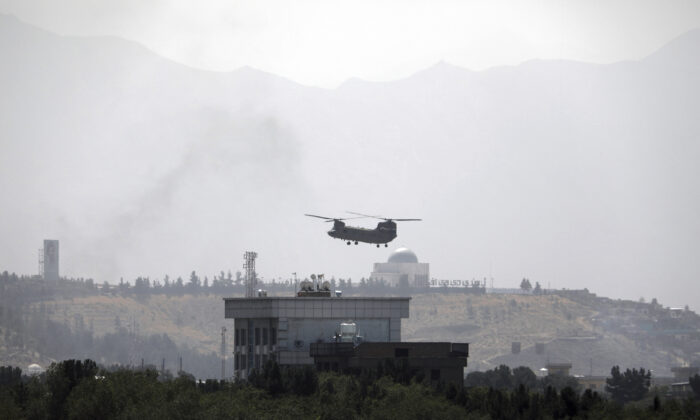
(221, 327, 227, 380)
(244, 251, 258, 298)
(38, 248, 44, 278)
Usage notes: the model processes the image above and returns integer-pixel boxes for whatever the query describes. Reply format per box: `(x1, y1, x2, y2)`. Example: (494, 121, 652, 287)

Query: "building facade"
(310, 341, 469, 386)
(370, 247, 429, 287)
(224, 295, 410, 379)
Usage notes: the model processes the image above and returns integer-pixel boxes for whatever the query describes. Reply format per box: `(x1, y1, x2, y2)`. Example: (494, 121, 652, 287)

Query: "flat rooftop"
(224, 296, 410, 319)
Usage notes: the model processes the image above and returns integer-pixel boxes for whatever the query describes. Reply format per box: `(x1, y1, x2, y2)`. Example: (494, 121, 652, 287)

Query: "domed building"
(370, 247, 430, 287)
(27, 364, 44, 375)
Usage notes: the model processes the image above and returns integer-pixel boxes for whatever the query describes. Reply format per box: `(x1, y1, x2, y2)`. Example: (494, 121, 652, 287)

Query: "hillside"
(3, 278, 696, 378)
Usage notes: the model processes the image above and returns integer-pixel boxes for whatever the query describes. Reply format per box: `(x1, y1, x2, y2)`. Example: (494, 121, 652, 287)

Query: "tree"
(513, 366, 538, 389)
(690, 374, 700, 399)
(188, 271, 200, 289)
(533, 282, 542, 295)
(520, 278, 532, 292)
(605, 366, 651, 404)
(46, 359, 98, 418)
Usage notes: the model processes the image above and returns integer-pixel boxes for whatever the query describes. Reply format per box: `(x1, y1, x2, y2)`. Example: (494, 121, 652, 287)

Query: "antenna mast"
(221, 326, 227, 380)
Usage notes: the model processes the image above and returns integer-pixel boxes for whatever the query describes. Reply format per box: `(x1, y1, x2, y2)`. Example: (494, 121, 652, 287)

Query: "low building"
(310, 341, 469, 386)
(369, 247, 429, 287)
(671, 366, 700, 380)
(224, 292, 410, 379)
(545, 362, 572, 376)
(578, 376, 607, 392)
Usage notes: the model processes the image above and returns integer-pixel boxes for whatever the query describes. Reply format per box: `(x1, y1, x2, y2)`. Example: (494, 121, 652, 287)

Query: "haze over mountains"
(1, 14, 698, 308)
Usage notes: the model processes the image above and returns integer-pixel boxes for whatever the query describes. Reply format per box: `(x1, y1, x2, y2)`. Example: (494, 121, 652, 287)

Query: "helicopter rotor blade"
(347, 212, 421, 222)
(305, 214, 367, 222)
(304, 214, 335, 220)
(346, 211, 385, 220)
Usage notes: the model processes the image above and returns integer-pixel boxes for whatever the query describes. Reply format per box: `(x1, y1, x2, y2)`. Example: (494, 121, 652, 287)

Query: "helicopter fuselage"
(328, 220, 397, 244)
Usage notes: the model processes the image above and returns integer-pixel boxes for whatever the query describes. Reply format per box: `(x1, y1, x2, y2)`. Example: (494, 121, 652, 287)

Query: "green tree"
(533, 282, 542, 294)
(513, 366, 538, 389)
(520, 278, 532, 291)
(605, 365, 651, 404)
(690, 374, 700, 399)
(46, 359, 98, 419)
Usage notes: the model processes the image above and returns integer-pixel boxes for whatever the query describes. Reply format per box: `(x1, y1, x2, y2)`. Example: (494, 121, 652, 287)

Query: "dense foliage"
(464, 364, 580, 392)
(1, 360, 700, 419)
(605, 365, 651, 403)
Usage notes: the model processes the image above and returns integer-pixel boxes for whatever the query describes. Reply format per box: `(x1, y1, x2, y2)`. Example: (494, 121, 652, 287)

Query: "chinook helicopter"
(304, 212, 421, 247)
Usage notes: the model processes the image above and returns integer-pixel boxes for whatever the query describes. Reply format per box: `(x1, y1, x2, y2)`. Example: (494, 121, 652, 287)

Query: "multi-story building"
(224, 291, 410, 379)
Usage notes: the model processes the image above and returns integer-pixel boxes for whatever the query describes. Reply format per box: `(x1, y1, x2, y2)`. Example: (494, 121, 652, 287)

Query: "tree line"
(2, 360, 700, 419)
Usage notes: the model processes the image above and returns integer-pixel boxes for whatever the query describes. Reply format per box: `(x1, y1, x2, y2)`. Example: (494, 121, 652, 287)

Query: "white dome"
(388, 247, 418, 263)
(27, 364, 44, 375)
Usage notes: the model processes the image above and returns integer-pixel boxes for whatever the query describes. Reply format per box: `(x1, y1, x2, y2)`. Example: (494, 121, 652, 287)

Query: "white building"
(370, 247, 430, 287)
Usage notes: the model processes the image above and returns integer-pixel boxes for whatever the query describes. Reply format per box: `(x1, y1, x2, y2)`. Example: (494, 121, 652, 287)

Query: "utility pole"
(221, 326, 227, 380)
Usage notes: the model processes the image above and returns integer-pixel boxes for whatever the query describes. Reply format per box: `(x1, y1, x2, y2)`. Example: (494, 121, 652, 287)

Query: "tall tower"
(42, 240, 59, 281)
(244, 251, 258, 298)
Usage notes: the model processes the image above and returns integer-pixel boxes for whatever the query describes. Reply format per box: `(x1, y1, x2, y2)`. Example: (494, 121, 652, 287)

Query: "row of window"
(234, 327, 277, 346)
(234, 353, 270, 370)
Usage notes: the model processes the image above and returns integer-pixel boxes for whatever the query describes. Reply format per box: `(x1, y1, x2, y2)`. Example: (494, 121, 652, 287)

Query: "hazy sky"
(1, 0, 699, 87)
(1, 1, 699, 310)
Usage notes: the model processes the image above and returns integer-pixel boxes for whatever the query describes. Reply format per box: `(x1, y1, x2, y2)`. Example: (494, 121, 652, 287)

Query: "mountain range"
(1, 14, 698, 308)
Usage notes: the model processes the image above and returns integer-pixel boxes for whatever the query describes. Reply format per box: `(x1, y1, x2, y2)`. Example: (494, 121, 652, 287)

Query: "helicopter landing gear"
(384, 244, 388, 247)
(354, 241, 358, 245)
(376, 244, 380, 248)
(346, 241, 351, 245)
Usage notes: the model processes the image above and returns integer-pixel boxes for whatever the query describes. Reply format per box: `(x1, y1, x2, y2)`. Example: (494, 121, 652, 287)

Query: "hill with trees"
(2, 272, 699, 380)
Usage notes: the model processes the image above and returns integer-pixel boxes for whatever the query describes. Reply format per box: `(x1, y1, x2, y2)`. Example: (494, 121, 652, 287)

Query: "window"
(234, 354, 239, 370)
(235, 329, 240, 346)
(271, 328, 277, 345)
(262, 354, 268, 365)
(395, 348, 409, 357)
(255, 354, 261, 369)
(240, 355, 246, 370)
(240, 329, 246, 345)
(263, 328, 268, 345)
(255, 328, 260, 345)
